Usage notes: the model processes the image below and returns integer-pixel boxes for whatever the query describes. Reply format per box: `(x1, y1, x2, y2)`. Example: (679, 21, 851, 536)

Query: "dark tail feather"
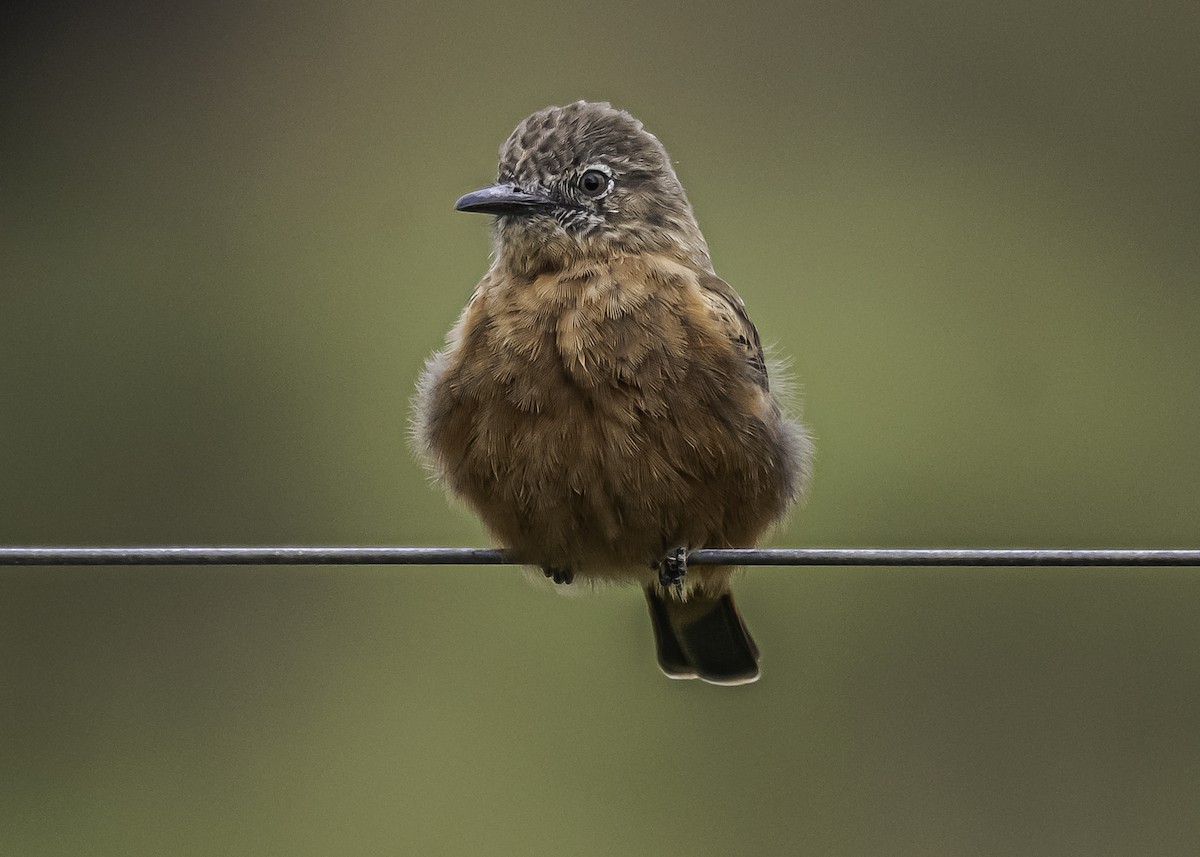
(644, 587, 760, 686)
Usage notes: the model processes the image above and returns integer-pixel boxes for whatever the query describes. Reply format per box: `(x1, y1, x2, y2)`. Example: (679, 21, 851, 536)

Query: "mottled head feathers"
(486, 102, 711, 275)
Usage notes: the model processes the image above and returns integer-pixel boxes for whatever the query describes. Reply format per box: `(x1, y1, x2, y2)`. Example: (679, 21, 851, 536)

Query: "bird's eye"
(578, 169, 611, 198)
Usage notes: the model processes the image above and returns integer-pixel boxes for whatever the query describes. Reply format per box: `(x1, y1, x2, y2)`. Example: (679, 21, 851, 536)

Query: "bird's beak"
(454, 183, 556, 216)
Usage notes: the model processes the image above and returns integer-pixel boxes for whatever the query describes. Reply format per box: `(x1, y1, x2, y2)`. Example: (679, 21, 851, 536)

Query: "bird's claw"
(543, 567, 574, 585)
(658, 546, 688, 590)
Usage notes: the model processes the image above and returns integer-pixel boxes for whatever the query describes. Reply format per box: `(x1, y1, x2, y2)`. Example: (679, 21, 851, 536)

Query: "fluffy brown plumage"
(414, 101, 813, 684)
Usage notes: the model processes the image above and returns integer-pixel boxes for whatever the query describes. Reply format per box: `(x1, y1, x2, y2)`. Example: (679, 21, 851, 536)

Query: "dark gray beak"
(454, 183, 555, 216)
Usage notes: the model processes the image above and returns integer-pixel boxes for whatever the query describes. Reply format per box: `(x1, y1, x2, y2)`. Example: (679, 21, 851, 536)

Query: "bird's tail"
(644, 585, 760, 686)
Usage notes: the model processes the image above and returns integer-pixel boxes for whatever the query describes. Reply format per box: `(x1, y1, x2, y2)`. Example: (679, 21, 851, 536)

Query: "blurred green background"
(2, 2, 1199, 855)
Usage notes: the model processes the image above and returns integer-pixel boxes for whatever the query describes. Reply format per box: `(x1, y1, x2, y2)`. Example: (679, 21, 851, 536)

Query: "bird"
(413, 101, 812, 685)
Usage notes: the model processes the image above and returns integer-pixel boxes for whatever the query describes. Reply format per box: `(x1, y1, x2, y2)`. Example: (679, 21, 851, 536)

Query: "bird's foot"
(658, 546, 689, 590)
(543, 566, 574, 585)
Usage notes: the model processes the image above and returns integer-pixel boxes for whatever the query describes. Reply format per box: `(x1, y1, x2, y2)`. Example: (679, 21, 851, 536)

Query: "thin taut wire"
(1, 546, 1199, 567)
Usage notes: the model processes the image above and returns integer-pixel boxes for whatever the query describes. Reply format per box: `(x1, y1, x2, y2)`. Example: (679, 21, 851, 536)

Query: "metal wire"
(2, 546, 1200, 567)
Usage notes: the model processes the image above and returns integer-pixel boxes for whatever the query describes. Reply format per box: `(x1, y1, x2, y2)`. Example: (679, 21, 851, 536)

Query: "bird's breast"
(419, 254, 793, 567)
(492, 257, 688, 395)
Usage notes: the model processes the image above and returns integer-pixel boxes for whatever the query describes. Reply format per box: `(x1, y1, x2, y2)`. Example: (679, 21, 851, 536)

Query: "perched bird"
(414, 101, 812, 685)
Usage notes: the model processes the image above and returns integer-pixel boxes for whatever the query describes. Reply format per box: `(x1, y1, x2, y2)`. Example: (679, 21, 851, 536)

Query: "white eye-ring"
(577, 164, 613, 198)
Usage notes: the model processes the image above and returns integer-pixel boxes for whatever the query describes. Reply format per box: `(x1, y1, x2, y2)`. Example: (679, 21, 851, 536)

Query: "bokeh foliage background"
(2, 2, 1199, 855)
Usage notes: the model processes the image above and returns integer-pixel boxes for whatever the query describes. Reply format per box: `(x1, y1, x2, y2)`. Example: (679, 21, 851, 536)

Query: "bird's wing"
(698, 272, 770, 391)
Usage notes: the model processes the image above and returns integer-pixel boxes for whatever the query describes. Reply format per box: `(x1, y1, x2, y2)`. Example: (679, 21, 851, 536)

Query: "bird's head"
(455, 101, 711, 276)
